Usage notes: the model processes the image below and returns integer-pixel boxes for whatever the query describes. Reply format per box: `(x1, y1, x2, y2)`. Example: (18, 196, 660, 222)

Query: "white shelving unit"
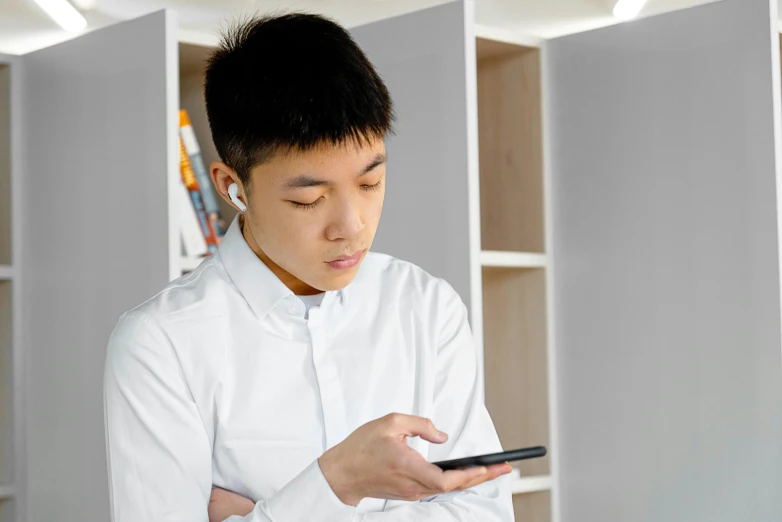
(0, 53, 21, 522)
(475, 32, 556, 521)
(511, 474, 553, 495)
(481, 251, 547, 269)
(180, 255, 206, 273)
(474, 23, 543, 48)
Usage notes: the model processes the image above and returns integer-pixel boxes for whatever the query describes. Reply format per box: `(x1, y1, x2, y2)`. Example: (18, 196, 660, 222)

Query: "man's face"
(238, 138, 386, 295)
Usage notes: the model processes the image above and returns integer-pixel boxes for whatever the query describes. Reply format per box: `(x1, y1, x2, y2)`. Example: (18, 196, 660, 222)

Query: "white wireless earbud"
(228, 182, 247, 212)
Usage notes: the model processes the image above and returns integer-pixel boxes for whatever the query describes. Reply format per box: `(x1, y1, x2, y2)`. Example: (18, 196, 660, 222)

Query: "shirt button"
(288, 306, 297, 314)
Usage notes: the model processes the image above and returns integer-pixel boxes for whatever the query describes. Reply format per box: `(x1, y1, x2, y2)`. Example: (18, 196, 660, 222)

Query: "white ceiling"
(0, 0, 763, 55)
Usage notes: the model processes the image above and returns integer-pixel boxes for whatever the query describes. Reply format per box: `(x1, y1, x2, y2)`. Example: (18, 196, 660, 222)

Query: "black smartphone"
(432, 446, 547, 471)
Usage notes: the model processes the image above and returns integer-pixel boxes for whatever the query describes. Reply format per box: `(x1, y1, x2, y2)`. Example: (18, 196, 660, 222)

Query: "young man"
(104, 12, 514, 522)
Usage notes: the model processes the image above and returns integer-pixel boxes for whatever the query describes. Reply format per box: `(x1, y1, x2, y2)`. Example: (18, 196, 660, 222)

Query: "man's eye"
(289, 197, 323, 210)
(362, 181, 382, 192)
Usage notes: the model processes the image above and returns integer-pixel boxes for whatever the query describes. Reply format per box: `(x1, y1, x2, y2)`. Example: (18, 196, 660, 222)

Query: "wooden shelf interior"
(513, 490, 551, 522)
(482, 266, 550, 477)
(0, 281, 11, 484)
(476, 38, 544, 253)
(0, 64, 10, 266)
(179, 42, 238, 231)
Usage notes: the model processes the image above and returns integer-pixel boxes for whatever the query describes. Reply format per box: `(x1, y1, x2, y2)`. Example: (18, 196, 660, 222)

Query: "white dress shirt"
(103, 215, 513, 521)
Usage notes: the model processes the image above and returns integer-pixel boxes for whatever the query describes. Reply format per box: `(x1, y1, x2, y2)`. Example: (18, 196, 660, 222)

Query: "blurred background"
(2, 0, 782, 522)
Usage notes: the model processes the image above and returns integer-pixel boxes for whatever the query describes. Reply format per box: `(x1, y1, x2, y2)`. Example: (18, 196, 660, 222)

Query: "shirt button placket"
(308, 308, 341, 450)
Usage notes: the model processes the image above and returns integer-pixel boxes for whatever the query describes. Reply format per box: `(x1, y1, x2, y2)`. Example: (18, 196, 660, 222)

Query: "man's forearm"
(209, 488, 256, 522)
(210, 476, 512, 522)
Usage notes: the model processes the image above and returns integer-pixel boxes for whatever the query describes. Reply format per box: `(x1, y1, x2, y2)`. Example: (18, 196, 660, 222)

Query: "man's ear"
(210, 162, 244, 211)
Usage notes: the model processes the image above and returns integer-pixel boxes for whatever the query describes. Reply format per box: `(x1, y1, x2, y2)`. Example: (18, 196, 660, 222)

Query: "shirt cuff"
(268, 459, 357, 521)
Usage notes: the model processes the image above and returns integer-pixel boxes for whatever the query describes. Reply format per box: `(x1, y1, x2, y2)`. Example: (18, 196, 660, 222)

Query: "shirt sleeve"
(104, 310, 358, 522)
(359, 278, 515, 521)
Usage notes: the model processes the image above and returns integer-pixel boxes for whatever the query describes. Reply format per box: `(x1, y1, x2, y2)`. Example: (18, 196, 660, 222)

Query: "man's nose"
(325, 197, 365, 241)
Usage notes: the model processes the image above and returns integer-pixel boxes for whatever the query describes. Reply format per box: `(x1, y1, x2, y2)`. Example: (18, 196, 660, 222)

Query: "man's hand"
(318, 413, 512, 506)
(208, 486, 255, 522)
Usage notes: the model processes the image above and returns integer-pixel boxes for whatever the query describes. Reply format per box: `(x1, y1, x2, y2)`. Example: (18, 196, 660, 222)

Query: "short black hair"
(204, 12, 395, 187)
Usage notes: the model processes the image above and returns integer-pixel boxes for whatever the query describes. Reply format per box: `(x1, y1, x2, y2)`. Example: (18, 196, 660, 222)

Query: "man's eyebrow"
(284, 153, 387, 189)
(359, 153, 387, 176)
(284, 175, 332, 189)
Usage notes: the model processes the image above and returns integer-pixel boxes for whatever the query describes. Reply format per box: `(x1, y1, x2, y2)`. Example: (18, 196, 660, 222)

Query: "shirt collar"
(217, 214, 351, 320)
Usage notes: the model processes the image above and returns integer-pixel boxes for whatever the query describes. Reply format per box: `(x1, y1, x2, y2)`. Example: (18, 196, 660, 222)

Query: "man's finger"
(384, 413, 448, 444)
(410, 460, 489, 494)
(456, 463, 512, 491)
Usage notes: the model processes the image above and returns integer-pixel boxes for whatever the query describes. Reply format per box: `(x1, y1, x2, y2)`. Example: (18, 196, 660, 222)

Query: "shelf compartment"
(482, 266, 550, 477)
(477, 39, 545, 253)
(0, 497, 14, 522)
(513, 490, 551, 522)
(0, 64, 11, 266)
(178, 42, 238, 232)
(0, 282, 12, 485)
